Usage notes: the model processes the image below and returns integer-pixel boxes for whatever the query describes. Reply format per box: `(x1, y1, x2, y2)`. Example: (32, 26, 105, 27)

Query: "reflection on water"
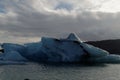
(0, 63, 120, 80)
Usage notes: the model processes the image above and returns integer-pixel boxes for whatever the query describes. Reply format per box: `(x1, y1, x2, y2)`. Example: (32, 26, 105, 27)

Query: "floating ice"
(80, 43, 109, 58)
(0, 33, 119, 64)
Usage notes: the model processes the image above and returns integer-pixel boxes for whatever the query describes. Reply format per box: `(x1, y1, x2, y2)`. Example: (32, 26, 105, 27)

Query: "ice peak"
(67, 33, 81, 41)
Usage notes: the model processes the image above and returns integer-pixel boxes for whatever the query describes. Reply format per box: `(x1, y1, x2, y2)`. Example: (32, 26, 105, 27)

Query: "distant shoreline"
(86, 39, 120, 54)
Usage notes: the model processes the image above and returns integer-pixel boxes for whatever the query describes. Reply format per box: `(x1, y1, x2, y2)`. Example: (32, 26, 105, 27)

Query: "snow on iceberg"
(0, 33, 120, 63)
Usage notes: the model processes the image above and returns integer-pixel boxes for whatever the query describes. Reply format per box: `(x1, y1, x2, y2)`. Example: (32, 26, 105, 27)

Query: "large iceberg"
(0, 33, 120, 63)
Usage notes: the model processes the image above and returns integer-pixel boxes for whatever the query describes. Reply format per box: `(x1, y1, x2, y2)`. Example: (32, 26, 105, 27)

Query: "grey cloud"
(0, 0, 120, 43)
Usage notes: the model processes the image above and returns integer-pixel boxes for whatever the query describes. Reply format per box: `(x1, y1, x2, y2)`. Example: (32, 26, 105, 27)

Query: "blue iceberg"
(0, 33, 120, 63)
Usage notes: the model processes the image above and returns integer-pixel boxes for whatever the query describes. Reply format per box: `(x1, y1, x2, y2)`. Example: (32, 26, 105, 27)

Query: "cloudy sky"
(0, 0, 120, 43)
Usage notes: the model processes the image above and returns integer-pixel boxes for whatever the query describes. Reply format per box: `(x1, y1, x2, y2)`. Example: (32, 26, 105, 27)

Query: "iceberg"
(0, 33, 119, 63)
(0, 43, 27, 61)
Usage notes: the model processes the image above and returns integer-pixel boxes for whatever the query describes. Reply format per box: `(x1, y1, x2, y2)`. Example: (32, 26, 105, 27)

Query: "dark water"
(0, 63, 120, 80)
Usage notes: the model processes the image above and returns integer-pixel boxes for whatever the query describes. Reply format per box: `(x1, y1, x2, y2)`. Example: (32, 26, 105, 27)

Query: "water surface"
(0, 63, 120, 80)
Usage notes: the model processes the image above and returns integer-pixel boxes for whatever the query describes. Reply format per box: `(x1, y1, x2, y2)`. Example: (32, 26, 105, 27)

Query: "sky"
(0, 0, 120, 43)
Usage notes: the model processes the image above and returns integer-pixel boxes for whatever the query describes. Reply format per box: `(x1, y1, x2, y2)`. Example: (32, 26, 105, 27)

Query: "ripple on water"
(0, 63, 120, 80)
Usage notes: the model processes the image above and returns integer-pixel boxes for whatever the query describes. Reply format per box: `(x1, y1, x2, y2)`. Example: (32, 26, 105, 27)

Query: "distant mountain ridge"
(86, 39, 120, 54)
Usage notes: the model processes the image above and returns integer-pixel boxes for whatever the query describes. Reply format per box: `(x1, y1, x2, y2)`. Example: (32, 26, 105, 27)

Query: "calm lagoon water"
(0, 63, 120, 80)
